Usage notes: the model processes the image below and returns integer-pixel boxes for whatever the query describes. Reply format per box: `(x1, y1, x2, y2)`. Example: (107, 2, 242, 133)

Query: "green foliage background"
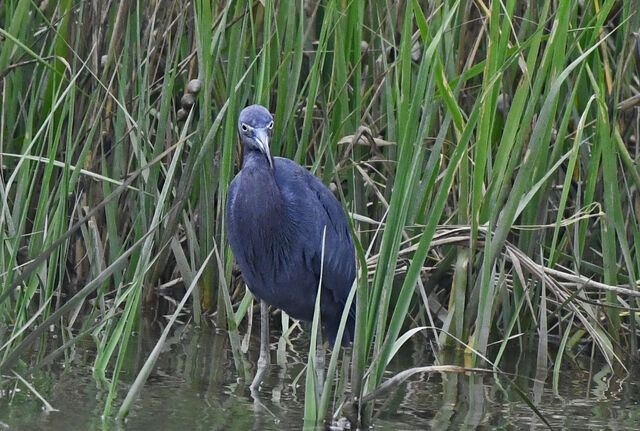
(1, 0, 639, 425)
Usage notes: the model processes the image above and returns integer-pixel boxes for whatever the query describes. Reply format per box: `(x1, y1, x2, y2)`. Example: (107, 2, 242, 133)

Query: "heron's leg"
(251, 300, 270, 392)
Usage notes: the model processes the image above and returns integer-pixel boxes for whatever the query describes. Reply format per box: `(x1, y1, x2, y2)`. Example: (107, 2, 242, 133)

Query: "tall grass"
(1, 0, 639, 427)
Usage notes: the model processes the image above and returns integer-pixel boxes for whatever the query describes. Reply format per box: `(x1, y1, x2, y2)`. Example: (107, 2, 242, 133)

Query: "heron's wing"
(226, 171, 242, 259)
(226, 172, 248, 268)
(274, 158, 356, 309)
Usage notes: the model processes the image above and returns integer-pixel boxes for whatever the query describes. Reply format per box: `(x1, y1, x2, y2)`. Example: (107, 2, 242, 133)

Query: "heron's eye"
(267, 121, 274, 129)
(241, 123, 249, 132)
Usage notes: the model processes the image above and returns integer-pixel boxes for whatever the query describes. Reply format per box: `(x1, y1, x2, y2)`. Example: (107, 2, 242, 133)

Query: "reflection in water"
(0, 320, 639, 430)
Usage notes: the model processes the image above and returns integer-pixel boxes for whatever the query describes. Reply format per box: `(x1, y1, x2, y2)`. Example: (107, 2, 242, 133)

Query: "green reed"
(1, 0, 639, 427)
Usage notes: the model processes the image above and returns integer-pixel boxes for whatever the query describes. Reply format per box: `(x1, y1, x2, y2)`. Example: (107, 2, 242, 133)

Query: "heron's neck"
(242, 148, 270, 170)
(241, 150, 286, 228)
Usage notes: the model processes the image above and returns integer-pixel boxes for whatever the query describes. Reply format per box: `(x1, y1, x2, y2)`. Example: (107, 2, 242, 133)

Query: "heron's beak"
(254, 128, 274, 170)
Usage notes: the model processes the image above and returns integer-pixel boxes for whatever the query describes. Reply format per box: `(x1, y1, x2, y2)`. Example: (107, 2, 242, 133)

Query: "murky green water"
(1, 322, 639, 430)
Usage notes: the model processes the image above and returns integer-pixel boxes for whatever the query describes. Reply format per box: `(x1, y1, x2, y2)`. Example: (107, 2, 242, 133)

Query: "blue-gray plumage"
(226, 104, 356, 346)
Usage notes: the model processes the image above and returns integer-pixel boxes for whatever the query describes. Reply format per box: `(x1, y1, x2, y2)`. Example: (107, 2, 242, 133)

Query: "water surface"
(1, 322, 638, 430)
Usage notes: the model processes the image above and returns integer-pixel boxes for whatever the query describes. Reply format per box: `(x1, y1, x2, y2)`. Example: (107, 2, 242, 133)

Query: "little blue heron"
(226, 105, 356, 382)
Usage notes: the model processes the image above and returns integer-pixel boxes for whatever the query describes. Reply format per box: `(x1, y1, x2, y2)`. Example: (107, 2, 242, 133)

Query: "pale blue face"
(238, 104, 274, 168)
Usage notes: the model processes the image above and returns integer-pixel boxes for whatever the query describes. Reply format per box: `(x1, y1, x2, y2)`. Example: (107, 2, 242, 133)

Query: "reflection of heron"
(226, 105, 356, 386)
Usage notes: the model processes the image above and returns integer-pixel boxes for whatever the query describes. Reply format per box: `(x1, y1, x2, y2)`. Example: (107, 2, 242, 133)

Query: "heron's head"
(238, 104, 274, 169)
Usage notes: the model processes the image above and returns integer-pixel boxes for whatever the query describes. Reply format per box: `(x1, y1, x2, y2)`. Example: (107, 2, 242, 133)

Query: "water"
(1, 322, 639, 430)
